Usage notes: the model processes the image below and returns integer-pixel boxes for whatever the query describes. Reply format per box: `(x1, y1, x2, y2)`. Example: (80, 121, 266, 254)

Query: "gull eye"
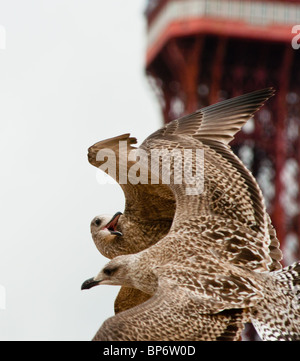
(94, 218, 101, 227)
(103, 268, 112, 276)
(103, 266, 118, 276)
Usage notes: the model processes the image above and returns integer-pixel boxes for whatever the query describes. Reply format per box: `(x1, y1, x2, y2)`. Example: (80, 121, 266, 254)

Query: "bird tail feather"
(251, 261, 300, 340)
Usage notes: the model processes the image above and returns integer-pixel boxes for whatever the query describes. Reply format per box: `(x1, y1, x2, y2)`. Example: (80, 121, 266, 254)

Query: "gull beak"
(81, 277, 101, 290)
(105, 212, 123, 237)
(109, 230, 123, 236)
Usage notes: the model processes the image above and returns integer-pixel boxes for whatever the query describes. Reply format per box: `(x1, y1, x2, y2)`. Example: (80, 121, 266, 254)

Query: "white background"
(0, 0, 161, 340)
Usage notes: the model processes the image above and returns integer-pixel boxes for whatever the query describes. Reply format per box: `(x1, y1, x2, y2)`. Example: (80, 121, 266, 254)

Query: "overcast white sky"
(0, 0, 162, 340)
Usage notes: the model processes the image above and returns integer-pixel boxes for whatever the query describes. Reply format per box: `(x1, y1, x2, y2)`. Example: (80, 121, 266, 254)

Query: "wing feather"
(147, 88, 274, 144)
(139, 88, 280, 271)
(93, 281, 247, 341)
(88, 133, 175, 220)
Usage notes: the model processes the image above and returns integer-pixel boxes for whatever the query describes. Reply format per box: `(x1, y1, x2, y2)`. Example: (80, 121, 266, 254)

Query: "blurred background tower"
(144, 0, 300, 340)
(145, 0, 300, 264)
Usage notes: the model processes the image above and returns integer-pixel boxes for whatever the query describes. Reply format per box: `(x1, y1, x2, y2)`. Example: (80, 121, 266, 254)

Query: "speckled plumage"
(84, 89, 300, 340)
(87, 89, 282, 316)
(89, 226, 300, 341)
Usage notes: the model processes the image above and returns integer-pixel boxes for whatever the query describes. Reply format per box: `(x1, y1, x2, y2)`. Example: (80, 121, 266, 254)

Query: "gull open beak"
(104, 212, 123, 236)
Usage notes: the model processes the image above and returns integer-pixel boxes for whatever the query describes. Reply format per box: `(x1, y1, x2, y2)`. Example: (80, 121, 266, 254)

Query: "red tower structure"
(145, 0, 300, 268)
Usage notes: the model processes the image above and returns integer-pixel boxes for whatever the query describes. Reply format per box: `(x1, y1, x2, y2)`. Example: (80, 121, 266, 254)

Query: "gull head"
(90, 212, 123, 254)
(81, 255, 135, 290)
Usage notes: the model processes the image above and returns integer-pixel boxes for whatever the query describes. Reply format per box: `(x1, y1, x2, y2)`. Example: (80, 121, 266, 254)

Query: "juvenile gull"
(82, 237, 300, 341)
(87, 89, 282, 315)
(82, 89, 299, 340)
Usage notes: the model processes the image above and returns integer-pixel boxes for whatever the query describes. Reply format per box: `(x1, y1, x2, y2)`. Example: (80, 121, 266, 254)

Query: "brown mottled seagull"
(83, 253, 300, 341)
(82, 89, 300, 340)
(87, 89, 282, 316)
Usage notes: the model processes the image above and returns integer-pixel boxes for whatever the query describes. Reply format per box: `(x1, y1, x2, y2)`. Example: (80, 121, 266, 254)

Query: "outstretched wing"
(88, 133, 175, 221)
(93, 280, 248, 341)
(146, 88, 275, 144)
(88, 89, 281, 271)
(140, 88, 281, 271)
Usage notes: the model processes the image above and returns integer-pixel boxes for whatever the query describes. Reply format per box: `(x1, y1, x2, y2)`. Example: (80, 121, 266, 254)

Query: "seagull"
(82, 89, 296, 340)
(86, 88, 282, 315)
(82, 251, 300, 341)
